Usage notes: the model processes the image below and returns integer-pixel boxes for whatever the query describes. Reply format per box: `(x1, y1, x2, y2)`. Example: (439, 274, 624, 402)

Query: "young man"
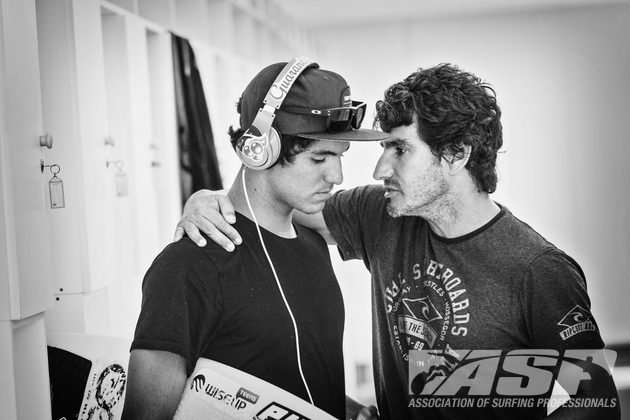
(176, 64, 620, 419)
(122, 58, 386, 419)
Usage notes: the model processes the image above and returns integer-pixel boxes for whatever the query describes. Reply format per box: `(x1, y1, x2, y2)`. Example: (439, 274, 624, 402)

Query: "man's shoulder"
(150, 235, 241, 277)
(492, 207, 583, 275)
(159, 235, 221, 261)
(493, 207, 557, 252)
(142, 236, 240, 297)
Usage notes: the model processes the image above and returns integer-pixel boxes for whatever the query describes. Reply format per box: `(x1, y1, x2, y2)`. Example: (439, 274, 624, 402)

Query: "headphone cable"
(241, 169, 315, 405)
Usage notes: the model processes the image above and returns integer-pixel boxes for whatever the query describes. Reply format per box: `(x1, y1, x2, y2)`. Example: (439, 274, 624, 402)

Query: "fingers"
(176, 220, 207, 248)
(217, 195, 237, 225)
(204, 213, 241, 247)
(201, 220, 235, 252)
(177, 189, 241, 250)
(173, 226, 184, 242)
(179, 216, 239, 251)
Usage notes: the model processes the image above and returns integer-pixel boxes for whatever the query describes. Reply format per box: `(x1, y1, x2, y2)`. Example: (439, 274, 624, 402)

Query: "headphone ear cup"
(235, 126, 281, 170)
(267, 127, 281, 168)
(236, 134, 265, 170)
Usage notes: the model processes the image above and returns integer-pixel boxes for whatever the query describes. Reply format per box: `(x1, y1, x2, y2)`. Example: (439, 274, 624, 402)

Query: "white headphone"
(235, 56, 317, 170)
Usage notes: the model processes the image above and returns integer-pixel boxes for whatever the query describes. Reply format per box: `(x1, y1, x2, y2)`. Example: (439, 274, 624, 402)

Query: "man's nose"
(324, 158, 344, 185)
(373, 152, 393, 180)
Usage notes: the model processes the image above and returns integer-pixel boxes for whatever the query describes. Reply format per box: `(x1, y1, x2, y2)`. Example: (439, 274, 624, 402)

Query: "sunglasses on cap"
(281, 101, 367, 133)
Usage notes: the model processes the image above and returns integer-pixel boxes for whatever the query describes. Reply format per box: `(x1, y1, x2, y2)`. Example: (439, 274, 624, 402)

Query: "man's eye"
(312, 158, 325, 164)
(395, 147, 407, 155)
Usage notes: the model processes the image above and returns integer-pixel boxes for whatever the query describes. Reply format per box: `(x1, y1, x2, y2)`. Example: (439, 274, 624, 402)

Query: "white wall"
(313, 4, 630, 346)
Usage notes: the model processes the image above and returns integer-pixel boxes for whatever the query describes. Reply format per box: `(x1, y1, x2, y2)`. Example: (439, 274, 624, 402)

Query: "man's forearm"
(122, 349, 188, 419)
(547, 355, 620, 420)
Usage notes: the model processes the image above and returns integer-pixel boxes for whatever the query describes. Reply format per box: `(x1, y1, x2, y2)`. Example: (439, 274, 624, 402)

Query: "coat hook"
(39, 133, 53, 149)
(106, 158, 121, 169)
(40, 133, 54, 172)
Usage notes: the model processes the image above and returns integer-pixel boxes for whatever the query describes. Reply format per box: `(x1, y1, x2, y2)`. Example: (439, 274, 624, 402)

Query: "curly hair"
(375, 63, 503, 193)
(228, 126, 316, 167)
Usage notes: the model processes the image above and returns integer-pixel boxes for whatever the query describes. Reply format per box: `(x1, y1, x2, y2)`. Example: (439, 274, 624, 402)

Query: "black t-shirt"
(131, 212, 346, 419)
(323, 185, 617, 420)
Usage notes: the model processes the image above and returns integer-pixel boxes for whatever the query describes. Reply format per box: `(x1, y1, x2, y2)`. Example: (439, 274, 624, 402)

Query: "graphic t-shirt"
(323, 184, 615, 420)
(131, 213, 346, 419)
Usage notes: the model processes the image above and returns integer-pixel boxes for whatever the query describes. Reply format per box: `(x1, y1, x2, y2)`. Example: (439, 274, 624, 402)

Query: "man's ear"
(444, 144, 471, 175)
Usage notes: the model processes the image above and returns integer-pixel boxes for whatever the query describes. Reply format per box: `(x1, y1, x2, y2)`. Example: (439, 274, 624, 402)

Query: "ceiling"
(271, 0, 630, 28)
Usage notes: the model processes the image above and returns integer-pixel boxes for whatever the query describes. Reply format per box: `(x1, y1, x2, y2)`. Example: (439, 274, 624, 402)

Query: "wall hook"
(39, 132, 53, 149)
(106, 158, 120, 169)
(40, 132, 54, 172)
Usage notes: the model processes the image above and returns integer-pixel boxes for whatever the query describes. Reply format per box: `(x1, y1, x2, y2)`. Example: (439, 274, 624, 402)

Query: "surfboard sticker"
(174, 359, 337, 420)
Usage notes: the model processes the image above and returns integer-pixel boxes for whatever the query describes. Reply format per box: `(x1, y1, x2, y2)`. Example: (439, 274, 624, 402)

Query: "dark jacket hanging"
(172, 34, 223, 207)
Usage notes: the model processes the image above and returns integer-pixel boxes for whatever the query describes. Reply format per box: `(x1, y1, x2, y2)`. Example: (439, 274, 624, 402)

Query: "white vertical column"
(0, 0, 54, 416)
(123, 14, 161, 272)
(72, 0, 117, 298)
(101, 10, 164, 336)
(0, 0, 53, 321)
(37, 0, 116, 336)
(146, 30, 180, 248)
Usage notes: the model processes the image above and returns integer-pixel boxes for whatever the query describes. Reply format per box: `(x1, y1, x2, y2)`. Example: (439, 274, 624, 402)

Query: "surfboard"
(174, 358, 338, 420)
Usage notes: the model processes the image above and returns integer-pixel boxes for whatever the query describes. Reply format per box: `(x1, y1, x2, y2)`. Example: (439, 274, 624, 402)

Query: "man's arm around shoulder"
(172, 189, 338, 247)
(122, 349, 187, 419)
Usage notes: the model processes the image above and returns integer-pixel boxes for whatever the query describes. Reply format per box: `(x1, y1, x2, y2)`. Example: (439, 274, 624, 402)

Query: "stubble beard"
(385, 199, 406, 218)
(385, 173, 450, 219)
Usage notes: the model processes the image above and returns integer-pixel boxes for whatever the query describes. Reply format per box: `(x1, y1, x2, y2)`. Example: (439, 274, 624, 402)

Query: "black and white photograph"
(1, 0, 629, 419)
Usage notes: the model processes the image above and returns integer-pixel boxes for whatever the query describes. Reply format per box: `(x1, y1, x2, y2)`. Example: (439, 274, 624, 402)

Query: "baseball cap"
(238, 61, 389, 142)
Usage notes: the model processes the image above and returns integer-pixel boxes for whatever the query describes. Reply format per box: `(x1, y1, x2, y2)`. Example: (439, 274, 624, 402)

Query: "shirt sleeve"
(131, 239, 224, 375)
(322, 184, 387, 263)
(520, 249, 620, 420)
(520, 248, 604, 350)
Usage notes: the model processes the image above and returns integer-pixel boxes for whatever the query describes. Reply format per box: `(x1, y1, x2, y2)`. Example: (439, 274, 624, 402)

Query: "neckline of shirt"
(428, 203, 507, 244)
(235, 211, 302, 241)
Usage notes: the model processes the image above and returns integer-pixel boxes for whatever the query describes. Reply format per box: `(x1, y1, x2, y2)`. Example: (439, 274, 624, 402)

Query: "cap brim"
(298, 128, 390, 142)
